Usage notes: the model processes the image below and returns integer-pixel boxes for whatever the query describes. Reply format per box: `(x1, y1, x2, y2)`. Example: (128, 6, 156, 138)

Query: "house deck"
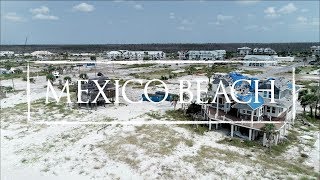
(205, 106, 286, 131)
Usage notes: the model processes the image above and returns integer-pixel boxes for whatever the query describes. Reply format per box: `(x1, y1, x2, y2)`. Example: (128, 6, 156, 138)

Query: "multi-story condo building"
(105, 50, 166, 60)
(310, 46, 320, 56)
(178, 50, 226, 60)
(178, 51, 188, 60)
(237, 47, 252, 56)
(243, 55, 277, 67)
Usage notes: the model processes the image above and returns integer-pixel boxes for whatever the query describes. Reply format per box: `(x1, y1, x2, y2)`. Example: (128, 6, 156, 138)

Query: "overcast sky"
(1, 1, 319, 44)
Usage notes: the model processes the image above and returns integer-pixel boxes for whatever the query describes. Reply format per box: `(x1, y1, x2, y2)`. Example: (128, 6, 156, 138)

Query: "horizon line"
(1, 41, 320, 46)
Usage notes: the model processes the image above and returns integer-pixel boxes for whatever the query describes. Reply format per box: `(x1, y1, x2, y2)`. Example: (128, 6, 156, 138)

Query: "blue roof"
(287, 82, 300, 91)
(229, 72, 260, 92)
(249, 77, 258, 92)
(238, 93, 264, 110)
(229, 72, 248, 87)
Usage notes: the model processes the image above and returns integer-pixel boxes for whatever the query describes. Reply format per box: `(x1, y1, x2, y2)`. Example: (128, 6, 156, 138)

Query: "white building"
(178, 51, 188, 60)
(253, 47, 276, 55)
(31, 51, 54, 57)
(237, 47, 252, 56)
(0, 51, 14, 57)
(310, 46, 320, 55)
(70, 53, 95, 57)
(105, 51, 122, 60)
(183, 50, 226, 60)
(273, 56, 295, 62)
(243, 55, 277, 67)
(105, 50, 166, 60)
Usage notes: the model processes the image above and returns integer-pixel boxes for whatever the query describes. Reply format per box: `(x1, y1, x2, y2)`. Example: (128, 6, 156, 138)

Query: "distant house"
(178, 51, 188, 60)
(0, 68, 11, 74)
(243, 55, 277, 67)
(77, 76, 116, 108)
(23, 53, 32, 57)
(31, 51, 54, 57)
(237, 47, 252, 56)
(0, 51, 14, 57)
(182, 50, 226, 60)
(310, 46, 320, 56)
(31, 51, 54, 60)
(252, 47, 276, 55)
(105, 51, 122, 60)
(147, 51, 166, 60)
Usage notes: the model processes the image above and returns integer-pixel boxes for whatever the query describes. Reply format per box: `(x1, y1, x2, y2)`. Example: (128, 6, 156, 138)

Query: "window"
(263, 91, 267, 97)
(272, 107, 276, 113)
(266, 106, 271, 113)
(247, 110, 252, 115)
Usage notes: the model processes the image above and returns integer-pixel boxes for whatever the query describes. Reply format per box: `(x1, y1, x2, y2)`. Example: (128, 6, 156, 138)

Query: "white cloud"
(260, 26, 270, 31)
(169, 12, 175, 19)
(264, 7, 278, 18)
(217, 14, 234, 21)
(264, 3, 298, 19)
(244, 25, 258, 30)
(278, 3, 297, 14)
(297, 16, 307, 23)
(237, 0, 260, 5)
(290, 17, 319, 32)
(213, 14, 234, 25)
(73, 3, 95, 12)
(244, 24, 270, 31)
(177, 26, 192, 31)
(30, 6, 49, 14)
(113, 1, 144, 11)
(133, 4, 143, 10)
(247, 13, 255, 18)
(295, 16, 319, 26)
(3, 12, 25, 22)
(311, 18, 320, 26)
(181, 19, 193, 25)
(208, 21, 219, 25)
(33, 14, 59, 20)
(30, 6, 58, 20)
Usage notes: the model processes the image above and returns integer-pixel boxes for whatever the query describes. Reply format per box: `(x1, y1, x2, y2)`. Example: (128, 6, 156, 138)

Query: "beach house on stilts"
(201, 73, 298, 146)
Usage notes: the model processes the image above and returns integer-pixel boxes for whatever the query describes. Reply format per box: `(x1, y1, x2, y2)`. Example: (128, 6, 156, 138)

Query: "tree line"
(1, 42, 319, 54)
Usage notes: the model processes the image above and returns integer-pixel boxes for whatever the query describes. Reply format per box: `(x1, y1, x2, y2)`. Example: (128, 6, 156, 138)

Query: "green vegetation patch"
(241, 70, 264, 75)
(120, 63, 156, 69)
(129, 69, 175, 79)
(164, 109, 208, 135)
